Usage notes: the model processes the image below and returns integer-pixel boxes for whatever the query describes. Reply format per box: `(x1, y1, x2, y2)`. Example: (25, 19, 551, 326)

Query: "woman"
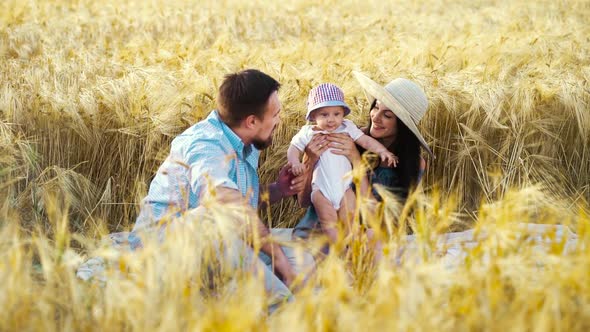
(293, 72, 434, 239)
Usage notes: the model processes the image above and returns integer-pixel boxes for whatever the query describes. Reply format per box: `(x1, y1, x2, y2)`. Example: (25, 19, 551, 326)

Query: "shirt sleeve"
(343, 119, 365, 141)
(290, 126, 312, 151)
(186, 141, 239, 197)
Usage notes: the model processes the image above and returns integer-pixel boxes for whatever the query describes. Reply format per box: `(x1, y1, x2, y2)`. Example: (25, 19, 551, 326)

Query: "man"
(130, 69, 312, 309)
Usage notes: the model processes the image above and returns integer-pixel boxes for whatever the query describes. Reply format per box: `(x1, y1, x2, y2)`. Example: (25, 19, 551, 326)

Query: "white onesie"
(290, 119, 364, 209)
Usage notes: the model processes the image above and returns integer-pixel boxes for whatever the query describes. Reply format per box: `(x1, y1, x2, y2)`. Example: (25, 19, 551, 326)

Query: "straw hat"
(353, 71, 434, 159)
(306, 83, 351, 120)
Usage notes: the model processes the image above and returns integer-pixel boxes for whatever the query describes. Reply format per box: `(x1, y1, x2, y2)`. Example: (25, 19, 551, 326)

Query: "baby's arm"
(355, 134, 398, 167)
(287, 145, 306, 176)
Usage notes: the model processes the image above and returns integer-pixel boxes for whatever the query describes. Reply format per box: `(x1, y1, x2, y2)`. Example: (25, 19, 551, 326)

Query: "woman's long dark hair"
(359, 100, 421, 191)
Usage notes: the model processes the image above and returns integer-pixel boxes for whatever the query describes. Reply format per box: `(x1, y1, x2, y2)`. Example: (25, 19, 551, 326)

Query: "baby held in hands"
(287, 83, 397, 244)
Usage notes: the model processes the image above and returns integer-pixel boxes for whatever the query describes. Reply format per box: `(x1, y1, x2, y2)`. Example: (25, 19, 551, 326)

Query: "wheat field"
(1, 0, 590, 330)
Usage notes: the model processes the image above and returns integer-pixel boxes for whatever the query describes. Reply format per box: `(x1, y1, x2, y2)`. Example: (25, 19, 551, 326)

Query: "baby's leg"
(311, 190, 339, 244)
(337, 188, 356, 237)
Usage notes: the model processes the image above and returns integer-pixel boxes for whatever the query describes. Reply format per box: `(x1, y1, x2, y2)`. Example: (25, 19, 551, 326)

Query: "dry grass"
(1, 186, 588, 331)
(1, 0, 590, 330)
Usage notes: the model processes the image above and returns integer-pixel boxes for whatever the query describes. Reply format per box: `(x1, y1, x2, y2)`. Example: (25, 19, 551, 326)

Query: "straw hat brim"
(353, 71, 434, 159)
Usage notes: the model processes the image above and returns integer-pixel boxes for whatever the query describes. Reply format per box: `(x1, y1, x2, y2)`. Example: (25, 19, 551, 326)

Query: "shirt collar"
(211, 110, 257, 160)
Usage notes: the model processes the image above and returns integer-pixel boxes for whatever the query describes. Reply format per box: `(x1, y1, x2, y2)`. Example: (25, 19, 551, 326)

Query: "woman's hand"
(325, 133, 361, 165)
(303, 133, 330, 165)
(379, 150, 399, 168)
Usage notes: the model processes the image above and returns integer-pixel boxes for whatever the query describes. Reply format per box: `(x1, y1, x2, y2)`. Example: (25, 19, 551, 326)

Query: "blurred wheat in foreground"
(1, 187, 589, 331)
(1, 0, 589, 330)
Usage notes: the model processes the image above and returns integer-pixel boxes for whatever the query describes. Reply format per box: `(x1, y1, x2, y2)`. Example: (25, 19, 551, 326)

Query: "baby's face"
(311, 106, 345, 132)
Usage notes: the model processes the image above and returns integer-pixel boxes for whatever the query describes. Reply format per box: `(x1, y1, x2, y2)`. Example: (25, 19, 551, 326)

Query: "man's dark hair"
(217, 69, 280, 127)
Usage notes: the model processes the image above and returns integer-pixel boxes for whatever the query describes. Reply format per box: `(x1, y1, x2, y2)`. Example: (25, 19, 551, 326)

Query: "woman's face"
(369, 100, 397, 140)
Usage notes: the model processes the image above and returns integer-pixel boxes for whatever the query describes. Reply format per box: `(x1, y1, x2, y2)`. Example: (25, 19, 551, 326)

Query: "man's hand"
(276, 163, 307, 197)
(290, 162, 306, 176)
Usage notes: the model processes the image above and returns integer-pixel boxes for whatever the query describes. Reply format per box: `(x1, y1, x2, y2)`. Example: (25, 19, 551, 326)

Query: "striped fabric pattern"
(307, 83, 345, 111)
(132, 110, 260, 232)
(305, 83, 351, 120)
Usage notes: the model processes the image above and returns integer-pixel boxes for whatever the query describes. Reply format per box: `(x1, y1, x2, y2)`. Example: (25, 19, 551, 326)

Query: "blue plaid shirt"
(132, 110, 260, 232)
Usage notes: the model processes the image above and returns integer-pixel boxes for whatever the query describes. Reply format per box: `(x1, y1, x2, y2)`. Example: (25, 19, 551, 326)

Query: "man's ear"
(243, 114, 258, 129)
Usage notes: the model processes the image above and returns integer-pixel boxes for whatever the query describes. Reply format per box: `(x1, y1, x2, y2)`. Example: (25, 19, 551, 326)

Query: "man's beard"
(252, 136, 273, 150)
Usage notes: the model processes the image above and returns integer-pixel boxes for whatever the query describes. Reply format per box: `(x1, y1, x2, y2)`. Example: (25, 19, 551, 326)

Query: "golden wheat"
(1, 0, 589, 330)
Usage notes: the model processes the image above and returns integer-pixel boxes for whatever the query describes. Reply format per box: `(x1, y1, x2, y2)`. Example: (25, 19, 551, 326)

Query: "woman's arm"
(355, 134, 386, 154)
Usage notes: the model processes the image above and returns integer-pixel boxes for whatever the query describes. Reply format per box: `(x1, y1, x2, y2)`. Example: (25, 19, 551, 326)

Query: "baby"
(287, 83, 397, 244)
